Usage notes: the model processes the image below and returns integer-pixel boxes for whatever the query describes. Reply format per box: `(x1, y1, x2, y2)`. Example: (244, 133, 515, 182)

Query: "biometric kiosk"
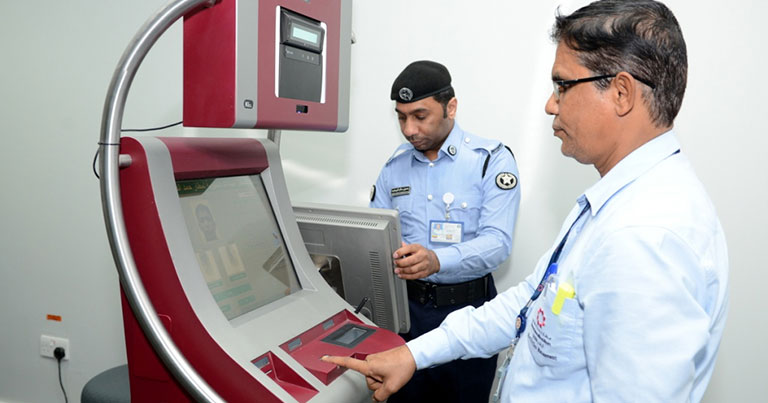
(98, 1, 404, 402)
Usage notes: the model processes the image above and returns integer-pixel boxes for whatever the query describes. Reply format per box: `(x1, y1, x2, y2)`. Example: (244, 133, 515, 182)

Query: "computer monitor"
(293, 203, 410, 334)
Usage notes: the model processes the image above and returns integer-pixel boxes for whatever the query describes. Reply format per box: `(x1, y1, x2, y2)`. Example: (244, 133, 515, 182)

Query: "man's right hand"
(393, 242, 440, 280)
(321, 345, 416, 402)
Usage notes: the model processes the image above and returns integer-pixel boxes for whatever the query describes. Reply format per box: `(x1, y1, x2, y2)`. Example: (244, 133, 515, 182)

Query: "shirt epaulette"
(465, 134, 502, 155)
(491, 142, 505, 154)
(385, 143, 412, 166)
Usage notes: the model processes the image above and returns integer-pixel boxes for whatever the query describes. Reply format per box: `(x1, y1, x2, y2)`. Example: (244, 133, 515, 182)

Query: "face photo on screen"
(178, 175, 301, 320)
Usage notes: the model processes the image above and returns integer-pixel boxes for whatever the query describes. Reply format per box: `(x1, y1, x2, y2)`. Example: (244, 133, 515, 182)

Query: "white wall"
(0, 0, 764, 401)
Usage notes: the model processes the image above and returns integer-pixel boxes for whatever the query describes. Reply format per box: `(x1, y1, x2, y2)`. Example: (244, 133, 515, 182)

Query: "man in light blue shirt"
(368, 60, 520, 402)
(324, 1, 729, 402)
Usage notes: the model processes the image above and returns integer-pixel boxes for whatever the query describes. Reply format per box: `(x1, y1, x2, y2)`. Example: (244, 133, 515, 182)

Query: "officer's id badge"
(391, 186, 410, 197)
(495, 172, 517, 190)
(430, 220, 463, 244)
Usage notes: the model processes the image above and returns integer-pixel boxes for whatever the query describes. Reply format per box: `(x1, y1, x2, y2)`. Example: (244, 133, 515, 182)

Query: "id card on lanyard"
(492, 201, 590, 402)
(429, 220, 463, 244)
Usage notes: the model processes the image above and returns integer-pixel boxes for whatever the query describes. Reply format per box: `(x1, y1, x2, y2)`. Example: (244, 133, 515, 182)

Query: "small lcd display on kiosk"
(278, 8, 325, 102)
(104, 1, 407, 402)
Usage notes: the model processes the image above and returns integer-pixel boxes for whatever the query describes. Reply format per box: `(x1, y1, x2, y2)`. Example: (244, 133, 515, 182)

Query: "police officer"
(369, 60, 521, 403)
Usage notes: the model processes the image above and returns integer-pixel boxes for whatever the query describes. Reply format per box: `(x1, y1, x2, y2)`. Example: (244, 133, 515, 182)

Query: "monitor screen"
(177, 175, 301, 320)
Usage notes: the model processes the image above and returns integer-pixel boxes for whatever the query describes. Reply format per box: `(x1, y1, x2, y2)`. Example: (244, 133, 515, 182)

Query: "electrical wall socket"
(40, 335, 69, 360)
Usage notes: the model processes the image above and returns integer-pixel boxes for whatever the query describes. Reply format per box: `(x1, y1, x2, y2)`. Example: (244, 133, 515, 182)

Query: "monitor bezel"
(293, 202, 410, 334)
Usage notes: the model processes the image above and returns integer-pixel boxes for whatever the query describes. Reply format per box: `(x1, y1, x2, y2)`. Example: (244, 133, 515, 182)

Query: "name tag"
(430, 220, 463, 244)
(391, 186, 410, 197)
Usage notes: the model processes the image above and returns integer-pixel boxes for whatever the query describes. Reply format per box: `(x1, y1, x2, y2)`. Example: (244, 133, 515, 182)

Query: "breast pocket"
(451, 195, 482, 236)
(391, 195, 417, 238)
(527, 277, 585, 370)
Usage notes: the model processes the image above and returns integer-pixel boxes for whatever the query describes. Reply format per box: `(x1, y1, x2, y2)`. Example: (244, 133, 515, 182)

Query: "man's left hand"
(392, 242, 440, 280)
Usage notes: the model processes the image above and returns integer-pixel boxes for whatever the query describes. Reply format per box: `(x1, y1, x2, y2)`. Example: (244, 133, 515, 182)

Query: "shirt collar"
(583, 130, 681, 216)
(412, 121, 463, 163)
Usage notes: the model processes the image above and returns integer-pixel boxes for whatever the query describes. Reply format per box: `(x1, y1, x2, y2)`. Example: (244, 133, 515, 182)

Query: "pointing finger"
(321, 355, 370, 375)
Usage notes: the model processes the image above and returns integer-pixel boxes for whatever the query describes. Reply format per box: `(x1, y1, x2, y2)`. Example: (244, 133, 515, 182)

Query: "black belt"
(407, 274, 492, 307)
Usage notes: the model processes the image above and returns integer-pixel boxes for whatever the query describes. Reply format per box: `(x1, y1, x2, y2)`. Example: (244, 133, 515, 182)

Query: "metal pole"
(98, 0, 223, 401)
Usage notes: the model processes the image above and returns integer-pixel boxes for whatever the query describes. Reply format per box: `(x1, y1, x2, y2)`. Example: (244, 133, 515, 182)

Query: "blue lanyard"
(513, 203, 589, 340)
(492, 202, 590, 403)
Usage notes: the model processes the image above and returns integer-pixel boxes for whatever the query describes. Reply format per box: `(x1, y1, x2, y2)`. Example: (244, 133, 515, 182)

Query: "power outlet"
(40, 335, 69, 360)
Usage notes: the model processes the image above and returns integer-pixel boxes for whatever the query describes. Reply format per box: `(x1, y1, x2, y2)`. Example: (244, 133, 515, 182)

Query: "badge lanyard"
(443, 192, 454, 220)
(430, 193, 465, 244)
(492, 202, 590, 402)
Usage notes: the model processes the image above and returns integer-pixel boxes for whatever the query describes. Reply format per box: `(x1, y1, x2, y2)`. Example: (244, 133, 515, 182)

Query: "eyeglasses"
(552, 73, 656, 100)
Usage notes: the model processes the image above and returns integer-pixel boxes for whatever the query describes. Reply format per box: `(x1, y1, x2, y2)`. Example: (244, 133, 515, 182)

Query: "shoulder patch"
(495, 172, 517, 190)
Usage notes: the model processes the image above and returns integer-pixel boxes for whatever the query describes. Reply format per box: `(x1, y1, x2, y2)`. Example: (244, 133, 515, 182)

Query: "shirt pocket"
(391, 195, 417, 237)
(527, 278, 585, 369)
(450, 194, 482, 236)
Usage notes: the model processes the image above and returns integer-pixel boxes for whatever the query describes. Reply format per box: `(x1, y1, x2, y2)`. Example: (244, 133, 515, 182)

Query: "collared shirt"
(370, 122, 520, 284)
(408, 131, 729, 402)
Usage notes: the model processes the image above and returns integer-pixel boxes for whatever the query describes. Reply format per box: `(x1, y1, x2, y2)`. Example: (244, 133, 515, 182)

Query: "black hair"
(432, 87, 456, 118)
(552, 0, 687, 127)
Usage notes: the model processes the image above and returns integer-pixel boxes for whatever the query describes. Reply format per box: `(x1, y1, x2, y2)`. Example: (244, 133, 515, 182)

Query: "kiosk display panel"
(177, 175, 301, 320)
(117, 136, 405, 402)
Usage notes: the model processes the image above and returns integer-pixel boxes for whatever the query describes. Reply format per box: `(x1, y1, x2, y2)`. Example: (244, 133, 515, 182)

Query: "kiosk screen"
(177, 175, 301, 320)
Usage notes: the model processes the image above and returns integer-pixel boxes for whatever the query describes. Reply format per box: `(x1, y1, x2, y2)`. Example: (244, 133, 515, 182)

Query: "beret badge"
(398, 87, 413, 101)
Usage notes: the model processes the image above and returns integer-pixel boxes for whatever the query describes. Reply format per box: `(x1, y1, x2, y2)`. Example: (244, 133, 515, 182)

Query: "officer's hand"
(393, 242, 440, 280)
(321, 345, 416, 402)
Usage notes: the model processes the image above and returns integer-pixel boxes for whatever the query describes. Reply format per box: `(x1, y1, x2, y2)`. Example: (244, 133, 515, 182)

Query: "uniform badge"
(390, 186, 410, 197)
(495, 172, 517, 190)
(448, 145, 457, 156)
(398, 87, 413, 101)
(370, 185, 376, 201)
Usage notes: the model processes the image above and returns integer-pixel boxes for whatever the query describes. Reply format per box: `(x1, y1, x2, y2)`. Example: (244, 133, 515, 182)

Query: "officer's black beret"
(390, 60, 452, 103)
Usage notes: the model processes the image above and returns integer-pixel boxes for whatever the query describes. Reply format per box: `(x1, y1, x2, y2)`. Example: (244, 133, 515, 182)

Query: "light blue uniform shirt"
(408, 131, 729, 402)
(370, 122, 520, 284)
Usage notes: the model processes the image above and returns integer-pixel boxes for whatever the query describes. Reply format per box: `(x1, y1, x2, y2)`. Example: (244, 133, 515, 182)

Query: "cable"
(54, 347, 69, 403)
(121, 120, 182, 132)
(92, 149, 100, 179)
(120, 120, 184, 132)
(92, 120, 183, 179)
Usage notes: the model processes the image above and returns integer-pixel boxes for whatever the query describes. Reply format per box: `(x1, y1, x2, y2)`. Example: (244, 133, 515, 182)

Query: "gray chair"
(81, 364, 130, 403)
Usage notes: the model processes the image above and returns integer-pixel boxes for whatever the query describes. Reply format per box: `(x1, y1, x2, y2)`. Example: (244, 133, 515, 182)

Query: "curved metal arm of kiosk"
(98, 0, 223, 402)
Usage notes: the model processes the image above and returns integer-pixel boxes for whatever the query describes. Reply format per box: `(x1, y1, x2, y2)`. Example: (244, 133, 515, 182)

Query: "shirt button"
(427, 194, 433, 201)
(461, 202, 468, 208)
(429, 162, 435, 167)
(464, 137, 470, 143)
